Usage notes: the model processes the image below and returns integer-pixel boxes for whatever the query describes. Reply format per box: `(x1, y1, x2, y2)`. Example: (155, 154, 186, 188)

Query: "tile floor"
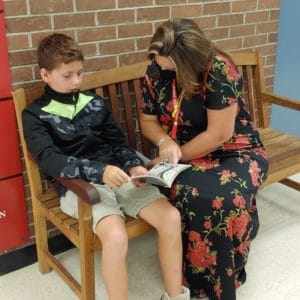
(0, 174, 299, 300)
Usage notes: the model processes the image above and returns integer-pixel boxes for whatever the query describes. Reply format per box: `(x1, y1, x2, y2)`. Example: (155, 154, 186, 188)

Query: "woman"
(140, 18, 268, 300)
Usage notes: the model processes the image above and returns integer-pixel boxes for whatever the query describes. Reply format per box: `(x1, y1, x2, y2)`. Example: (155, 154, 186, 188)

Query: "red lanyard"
(170, 79, 184, 139)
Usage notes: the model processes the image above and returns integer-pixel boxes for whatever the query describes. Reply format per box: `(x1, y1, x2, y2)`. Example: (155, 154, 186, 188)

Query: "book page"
(131, 162, 191, 187)
(148, 163, 174, 177)
(159, 164, 186, 185)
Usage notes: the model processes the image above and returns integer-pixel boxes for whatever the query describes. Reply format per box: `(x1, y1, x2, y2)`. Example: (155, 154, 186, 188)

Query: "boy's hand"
(147, 157, 164, 168)
(102, 165, 130, 188)
(128, 165, 148, 176)
(128, 165, 148, 187)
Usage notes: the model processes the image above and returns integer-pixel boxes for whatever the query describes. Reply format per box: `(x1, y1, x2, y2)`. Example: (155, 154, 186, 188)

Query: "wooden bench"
(12, 51, 300, 300)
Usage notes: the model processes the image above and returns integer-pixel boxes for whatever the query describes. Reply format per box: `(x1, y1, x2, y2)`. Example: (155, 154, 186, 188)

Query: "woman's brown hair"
(149, 18, 228, 96)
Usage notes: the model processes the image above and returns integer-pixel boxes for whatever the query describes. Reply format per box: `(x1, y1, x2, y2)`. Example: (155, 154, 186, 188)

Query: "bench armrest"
(54, 177, 100, 205)
(261, 92, 300, 111)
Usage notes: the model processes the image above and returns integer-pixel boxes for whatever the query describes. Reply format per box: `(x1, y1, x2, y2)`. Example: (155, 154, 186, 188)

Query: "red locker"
(0, 100, 22, 178)
(0, 0, 29, 252)
(0, 13, 12, 99)
(0, 176, 29, 252)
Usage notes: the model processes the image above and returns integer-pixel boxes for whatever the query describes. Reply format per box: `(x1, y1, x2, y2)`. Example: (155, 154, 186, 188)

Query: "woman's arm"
(180, 103, 237, 161)
(140, 113, 182, 165)
(140, 113, 169, 144)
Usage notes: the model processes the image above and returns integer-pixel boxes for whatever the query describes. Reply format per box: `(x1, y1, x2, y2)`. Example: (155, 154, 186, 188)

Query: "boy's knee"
(165, 206, 181, 227)
(96, 226, 128, 253)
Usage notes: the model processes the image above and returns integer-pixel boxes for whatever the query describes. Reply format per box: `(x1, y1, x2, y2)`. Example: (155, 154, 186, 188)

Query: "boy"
(22, 33, 190, 300)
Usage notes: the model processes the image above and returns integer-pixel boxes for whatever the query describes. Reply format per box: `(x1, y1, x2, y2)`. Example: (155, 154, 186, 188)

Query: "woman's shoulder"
(209, 54, 241, 82)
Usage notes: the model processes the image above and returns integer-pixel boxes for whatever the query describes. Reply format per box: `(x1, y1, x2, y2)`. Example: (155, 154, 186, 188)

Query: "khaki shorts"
(60, 181, 167, 232)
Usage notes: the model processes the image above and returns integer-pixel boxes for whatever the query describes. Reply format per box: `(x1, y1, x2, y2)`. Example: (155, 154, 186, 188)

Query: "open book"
(131, 161, 192, 188)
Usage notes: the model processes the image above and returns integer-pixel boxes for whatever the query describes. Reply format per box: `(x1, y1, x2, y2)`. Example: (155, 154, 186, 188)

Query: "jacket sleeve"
(96, 103, 144, 171)
(22, 108, 106, 184)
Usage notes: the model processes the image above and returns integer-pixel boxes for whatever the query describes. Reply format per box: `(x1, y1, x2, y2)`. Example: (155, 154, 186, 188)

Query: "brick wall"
(3, 0, 280, 248)
(5, 0, 280, 91)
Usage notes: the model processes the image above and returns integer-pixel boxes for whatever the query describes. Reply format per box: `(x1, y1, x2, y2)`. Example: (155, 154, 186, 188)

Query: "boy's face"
(40, 60, 83, 94)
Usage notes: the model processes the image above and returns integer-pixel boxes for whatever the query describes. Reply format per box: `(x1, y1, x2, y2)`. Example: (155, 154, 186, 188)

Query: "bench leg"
(280, 178, 300, 191)
(78, 199, 96, 300)
(33, 201, 51, 274)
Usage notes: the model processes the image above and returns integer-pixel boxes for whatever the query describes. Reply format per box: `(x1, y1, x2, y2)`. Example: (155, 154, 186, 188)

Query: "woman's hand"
(147, 156, 164, 168)
(102, 165, 130, 188)
(159, 138, 182, 166)
(139, 113, 182, 165)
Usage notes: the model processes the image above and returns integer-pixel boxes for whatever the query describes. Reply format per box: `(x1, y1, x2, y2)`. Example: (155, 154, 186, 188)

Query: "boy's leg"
(116, 183, 189, 299)
(94, 215, 128, 300)
(60, 185, 129, 300)
(138, 198, 183, 298)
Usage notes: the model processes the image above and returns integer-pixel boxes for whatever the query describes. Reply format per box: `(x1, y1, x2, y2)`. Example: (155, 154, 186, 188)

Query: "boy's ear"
(40, 68, 49, 83)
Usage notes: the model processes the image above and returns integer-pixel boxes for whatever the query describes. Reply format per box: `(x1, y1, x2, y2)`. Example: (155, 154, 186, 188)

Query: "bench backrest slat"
(108, 84, 120, 126)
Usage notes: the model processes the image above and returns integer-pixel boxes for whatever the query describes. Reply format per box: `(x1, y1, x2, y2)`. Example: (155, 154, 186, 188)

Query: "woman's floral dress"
(141, 55, 269, 300)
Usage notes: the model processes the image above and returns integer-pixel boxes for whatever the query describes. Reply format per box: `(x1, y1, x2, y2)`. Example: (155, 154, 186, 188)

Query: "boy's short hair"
(37, 33, 84, 71)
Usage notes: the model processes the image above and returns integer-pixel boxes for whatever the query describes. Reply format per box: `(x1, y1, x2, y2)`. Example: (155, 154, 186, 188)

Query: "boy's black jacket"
(22, 85, 143, 196)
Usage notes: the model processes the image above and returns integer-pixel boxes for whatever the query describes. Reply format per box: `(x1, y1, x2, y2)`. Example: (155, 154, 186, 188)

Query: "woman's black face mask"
(149, 60, 176, 81)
